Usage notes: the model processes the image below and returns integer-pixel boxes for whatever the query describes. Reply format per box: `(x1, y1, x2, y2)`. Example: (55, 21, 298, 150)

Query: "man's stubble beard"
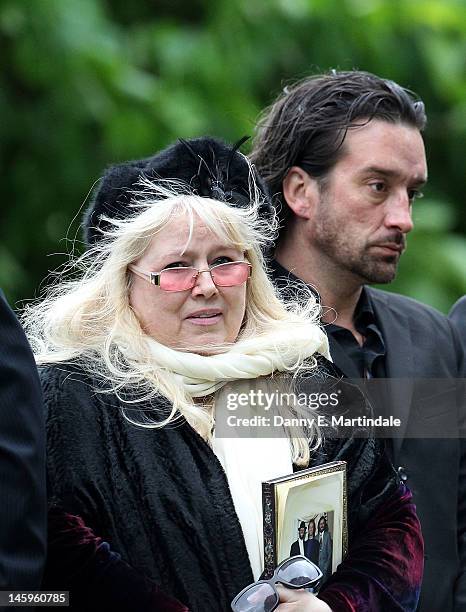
(312, 198, 402, 285)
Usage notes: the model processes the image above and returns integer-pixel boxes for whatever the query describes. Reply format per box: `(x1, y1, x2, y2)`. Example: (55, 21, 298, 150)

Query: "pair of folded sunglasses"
(231, 555, 323, 612)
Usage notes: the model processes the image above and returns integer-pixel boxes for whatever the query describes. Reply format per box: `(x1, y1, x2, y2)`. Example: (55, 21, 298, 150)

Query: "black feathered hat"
(83, 136, 273, 245)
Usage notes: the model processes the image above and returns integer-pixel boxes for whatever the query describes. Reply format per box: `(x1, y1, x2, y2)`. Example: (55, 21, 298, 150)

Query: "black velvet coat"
(40, 362, 420, 611)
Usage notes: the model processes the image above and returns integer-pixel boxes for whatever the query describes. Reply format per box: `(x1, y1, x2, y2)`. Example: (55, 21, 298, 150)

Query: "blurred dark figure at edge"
(450, 297, 466, 354)
(0, 290, 46, 608)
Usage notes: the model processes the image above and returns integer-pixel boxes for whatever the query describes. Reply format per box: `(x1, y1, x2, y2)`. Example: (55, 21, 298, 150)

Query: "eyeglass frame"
(128, 260, 252, 292)
(230, 555, 323, 612)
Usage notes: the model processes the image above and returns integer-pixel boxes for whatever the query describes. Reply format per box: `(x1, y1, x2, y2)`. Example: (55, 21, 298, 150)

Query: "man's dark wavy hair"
(250, 70, 426, 235)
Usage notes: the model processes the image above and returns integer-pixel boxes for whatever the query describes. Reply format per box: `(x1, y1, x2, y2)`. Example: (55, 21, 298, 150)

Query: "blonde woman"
(24, 138, 423, 612)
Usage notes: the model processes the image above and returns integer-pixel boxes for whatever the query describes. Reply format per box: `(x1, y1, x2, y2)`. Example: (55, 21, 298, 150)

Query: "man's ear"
(282, 166, 320, 220)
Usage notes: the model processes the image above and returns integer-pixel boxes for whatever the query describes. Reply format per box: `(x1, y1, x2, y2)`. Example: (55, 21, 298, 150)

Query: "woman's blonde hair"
(23, 179, 323, 465)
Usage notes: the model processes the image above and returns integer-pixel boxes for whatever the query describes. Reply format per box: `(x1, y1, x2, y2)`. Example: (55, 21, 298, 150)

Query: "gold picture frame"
(262, 461, 348, 580)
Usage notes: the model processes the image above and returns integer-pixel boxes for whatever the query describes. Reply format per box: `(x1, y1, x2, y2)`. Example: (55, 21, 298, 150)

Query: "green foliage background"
(1, 0, 465, 312)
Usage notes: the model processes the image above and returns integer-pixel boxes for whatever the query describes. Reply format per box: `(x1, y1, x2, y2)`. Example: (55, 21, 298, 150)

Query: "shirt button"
(397, 466, 409, 482)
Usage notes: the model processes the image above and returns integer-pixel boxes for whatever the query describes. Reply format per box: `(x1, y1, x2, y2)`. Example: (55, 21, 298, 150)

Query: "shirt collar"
(268, 258, 321, 303)
(268, 258, 303, 284)
(269, 258, 375, 318)
(269, 257, 379, 333)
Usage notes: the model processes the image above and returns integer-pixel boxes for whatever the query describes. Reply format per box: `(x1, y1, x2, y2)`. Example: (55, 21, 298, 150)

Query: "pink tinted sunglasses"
(129, 261, 252, 292)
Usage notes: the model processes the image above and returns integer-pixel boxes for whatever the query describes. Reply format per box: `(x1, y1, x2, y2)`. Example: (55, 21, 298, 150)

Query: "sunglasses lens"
(159, 268, 197, 291)
(211, 262, 250, 287)
(233, 583, 278, 612)
(276, 557, 322, 587)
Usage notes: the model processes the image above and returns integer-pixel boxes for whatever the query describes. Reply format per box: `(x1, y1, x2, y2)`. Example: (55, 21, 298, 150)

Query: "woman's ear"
(282, 167, 320, 220)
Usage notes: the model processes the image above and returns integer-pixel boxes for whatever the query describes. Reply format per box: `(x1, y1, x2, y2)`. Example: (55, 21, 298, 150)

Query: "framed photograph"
(262, 461, 347, 580)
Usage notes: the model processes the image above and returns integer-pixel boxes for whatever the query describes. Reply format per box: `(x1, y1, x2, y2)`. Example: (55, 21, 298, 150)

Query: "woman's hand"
(275, 585, 333, 612)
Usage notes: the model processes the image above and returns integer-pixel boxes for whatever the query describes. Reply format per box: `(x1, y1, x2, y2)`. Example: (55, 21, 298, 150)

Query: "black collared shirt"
(268, 259, 386, 379)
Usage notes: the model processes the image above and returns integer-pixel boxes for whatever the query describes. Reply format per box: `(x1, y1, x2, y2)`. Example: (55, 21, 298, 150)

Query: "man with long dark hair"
(251, 70, 465, 611)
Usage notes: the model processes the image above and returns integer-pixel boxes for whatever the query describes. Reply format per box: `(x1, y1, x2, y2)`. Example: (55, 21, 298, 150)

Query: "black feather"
(83, 136, 273, 245)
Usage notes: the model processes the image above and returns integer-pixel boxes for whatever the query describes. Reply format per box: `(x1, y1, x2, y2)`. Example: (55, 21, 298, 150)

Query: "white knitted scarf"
(138, 323, 330, 397)
(121, 322, 329, 578)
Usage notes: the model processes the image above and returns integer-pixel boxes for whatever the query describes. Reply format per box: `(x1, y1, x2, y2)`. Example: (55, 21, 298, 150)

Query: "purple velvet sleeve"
(43, 507, 189, 611)
(318, 484, 423, 612)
